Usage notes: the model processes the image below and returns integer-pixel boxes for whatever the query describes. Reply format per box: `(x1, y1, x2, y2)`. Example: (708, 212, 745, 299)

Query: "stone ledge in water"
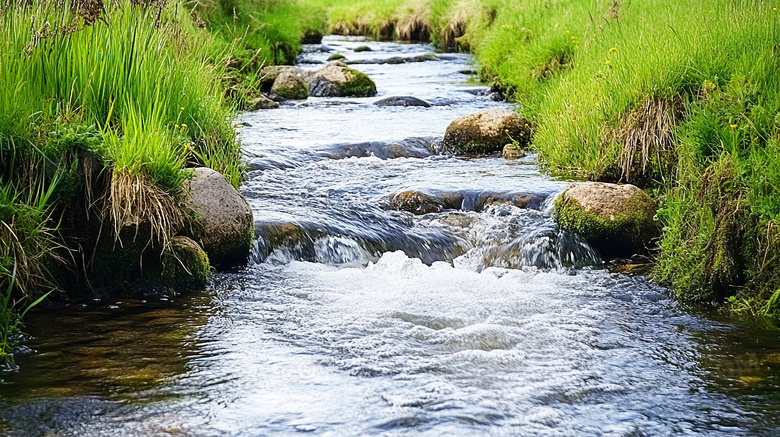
(443, 109, 533, 155)
(253, 219, 462, 266)
(553, 182, 658, 258)
(345, 53, 439, 65)
(320, 137, 443, 160)
(183, 167, 254, 268)
(374, 96, 431, 107)
(385, 190, 546, 215)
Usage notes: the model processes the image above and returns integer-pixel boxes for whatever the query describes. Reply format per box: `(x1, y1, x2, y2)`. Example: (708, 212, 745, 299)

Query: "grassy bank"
(302, 0, 780, 315)
(0, 0, 324, 364)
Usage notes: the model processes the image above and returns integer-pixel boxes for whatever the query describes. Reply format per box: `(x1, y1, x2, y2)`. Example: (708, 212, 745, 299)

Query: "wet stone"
(385, 190, 546, 214)
(443, 109, 533, 155)
(374, 96, 431, 107)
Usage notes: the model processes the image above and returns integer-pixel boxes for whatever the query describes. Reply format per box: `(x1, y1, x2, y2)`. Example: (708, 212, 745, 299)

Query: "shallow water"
(1, 36, 780, 436)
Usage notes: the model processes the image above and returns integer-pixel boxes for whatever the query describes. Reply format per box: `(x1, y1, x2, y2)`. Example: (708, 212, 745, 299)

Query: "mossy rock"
(87, 223, 209, 294)
(553, 182, 658, 258)
(259, 66, 310, 92)
(443, 109, 533, 155)
(271, 70, 308, 100)
(354, 45, 372, 52)
(248, 95, 280, 110)
(308, 63, 377, 97)
(162, 236, 210, 285)
(411, 53, 439, 62)
(327, 53, 346, 61)
(342, 68, 377, 96)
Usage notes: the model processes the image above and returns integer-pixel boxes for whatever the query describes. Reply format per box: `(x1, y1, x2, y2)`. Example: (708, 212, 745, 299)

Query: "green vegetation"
(340, 67, 377, 96)
(301, 0, 780, 315)
(0, 0, 321, 364)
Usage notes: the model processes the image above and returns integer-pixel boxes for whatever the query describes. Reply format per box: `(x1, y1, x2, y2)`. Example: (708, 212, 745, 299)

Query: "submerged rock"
(184, 167, 254, 268)
(374, 96, 431, 107)
(377, 57, 406, 65)
(271, 70, 309, 100)
(443, 109, 533, 155)
(345, 54, 439, 65)
(321, 137, 441, 159)
(553, 182, 658, 258)
(502, 144, 525, 159)
(388, 191, 445, 215)
(308, 63, 377, 97)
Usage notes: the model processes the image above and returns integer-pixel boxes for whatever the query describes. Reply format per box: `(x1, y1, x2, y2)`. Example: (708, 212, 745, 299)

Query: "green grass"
(299, 0, 780, 314)
(0, 0, 253, 364)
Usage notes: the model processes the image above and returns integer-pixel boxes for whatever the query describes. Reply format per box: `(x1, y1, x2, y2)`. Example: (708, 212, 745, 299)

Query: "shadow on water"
(0, 291, 214, 435)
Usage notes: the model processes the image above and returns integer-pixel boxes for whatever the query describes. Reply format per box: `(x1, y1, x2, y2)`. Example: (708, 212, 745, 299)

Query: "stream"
(1, 36, 780, 436)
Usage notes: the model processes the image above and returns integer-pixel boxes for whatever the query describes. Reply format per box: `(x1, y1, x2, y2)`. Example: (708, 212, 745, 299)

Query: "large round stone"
(553, 182, 658, 257)
(308, 63, 377, 97)
(183, 168, 254, 268)
(443, 109, 532, 155)
(259, 66, 312, 92)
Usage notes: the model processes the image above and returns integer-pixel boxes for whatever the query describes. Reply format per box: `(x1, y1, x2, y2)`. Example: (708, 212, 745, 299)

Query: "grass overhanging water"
(0, 0, 267, 364)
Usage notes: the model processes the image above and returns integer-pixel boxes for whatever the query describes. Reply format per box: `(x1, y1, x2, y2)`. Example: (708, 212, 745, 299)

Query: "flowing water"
(2, 37, 780, 436)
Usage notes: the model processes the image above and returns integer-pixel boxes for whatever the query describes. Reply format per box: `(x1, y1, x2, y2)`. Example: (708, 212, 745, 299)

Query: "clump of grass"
(396, 5, 432, 41)
(609, 98, 683, 185)
(101, 101, 192, 246)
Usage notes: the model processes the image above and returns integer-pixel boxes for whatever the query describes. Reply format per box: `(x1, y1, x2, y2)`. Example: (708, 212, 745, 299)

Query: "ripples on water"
(1, 36, 779, 436)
